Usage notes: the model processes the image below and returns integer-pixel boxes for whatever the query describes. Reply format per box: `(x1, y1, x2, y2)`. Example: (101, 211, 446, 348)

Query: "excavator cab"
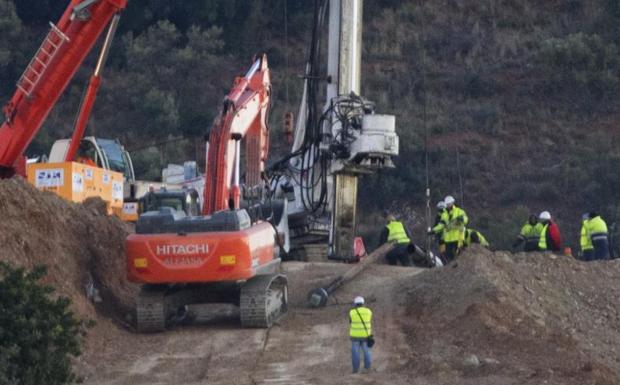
(139, 188, 201, 217)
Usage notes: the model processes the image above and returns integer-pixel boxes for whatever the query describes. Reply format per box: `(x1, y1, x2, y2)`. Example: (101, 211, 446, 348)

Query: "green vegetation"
(536, 32, 619, 101)
(0, 262, 84, 385)
(1, 0, 620, 249)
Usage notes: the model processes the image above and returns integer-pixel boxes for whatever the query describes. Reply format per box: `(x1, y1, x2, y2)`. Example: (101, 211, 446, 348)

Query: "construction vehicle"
(47, 136, 178, 220)
(126, 55, 289, 332)
(0, 0, 135, 216)
(0, 0, 167, 219)
(269, 0, 401, 262)
(0, 0, 126, 179)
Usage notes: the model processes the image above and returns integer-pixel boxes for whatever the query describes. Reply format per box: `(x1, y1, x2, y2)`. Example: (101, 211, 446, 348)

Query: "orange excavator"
(126, 55, 289, 332)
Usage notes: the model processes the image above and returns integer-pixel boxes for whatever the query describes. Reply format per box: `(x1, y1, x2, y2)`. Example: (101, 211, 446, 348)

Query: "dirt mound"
(0, 177, 137, 335)
(401, 245, 620, 385)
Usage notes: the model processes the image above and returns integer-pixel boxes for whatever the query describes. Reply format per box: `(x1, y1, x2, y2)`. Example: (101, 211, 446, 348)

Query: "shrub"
(535, 33, 619, 99)
(0, 262, 83, 385)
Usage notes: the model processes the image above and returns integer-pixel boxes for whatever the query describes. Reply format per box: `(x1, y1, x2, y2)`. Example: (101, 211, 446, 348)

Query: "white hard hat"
(539, 211, 551, 221)
(444, 195, 455, 205)
(437, 201, 446, 210)
(353, 296, 364, 305)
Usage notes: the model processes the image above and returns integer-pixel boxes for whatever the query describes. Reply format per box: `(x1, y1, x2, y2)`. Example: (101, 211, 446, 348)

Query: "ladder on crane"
(17, 22, 70, 98)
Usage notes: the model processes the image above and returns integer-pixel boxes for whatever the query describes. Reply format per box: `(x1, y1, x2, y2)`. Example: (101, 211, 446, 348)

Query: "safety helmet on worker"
(539, 211, 551, 221)
(437, 201, 446, 210)
(353, 296, 365, 305)
(386, 214, 396, 222)
(444, 195, 455, 207)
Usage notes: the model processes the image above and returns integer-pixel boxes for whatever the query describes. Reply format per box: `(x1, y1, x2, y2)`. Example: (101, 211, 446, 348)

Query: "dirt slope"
(0, 177, 138, 350)
(403, 245, 620, 385)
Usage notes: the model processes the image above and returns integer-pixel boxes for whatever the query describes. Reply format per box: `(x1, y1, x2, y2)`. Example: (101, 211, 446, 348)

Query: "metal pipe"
(230, 136, 241, 210)
(94, 13, 120, 75)
(308, 242, 395, 307)
(64, 13, 121, 162)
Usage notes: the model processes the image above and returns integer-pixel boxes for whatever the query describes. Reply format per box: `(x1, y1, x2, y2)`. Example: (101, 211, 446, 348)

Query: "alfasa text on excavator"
(125, 55, 289, 332)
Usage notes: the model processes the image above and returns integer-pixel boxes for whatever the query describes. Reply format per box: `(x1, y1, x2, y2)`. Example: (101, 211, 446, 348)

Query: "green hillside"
(2, 0, 620, 250)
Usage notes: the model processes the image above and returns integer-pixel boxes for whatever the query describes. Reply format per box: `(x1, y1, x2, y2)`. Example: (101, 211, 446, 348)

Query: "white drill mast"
(276, 0, 399, 260)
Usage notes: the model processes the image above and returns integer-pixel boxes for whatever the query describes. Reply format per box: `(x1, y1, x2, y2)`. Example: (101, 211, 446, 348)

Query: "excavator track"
(240, 274, 288, 328)
(136, 285, 168, 333)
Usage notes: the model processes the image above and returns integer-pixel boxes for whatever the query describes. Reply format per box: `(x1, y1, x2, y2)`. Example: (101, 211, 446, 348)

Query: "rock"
(482, 357, 500, 365)
(463, 354, 480, 367)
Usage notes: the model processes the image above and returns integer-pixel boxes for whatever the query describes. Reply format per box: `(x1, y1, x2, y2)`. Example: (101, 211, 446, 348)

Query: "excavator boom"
(203, 55, 271, 214)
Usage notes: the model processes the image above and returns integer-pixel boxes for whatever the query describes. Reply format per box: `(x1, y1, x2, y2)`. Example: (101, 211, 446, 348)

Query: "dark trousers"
(386, 244, 412, 266)
(593, 238, 610, 260)
(524, 241, 539, 252)
(444, 242, 459, 263)
(582, 249, 595, 261)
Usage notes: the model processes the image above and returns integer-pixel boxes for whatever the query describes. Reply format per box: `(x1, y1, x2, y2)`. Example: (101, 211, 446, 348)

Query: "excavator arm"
(0, 0, 126, 178)
(203, 55, 271, 215)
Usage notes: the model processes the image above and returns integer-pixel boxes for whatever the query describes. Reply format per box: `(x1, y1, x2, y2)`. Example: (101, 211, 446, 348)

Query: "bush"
(535, 33, 619, 99)
(0, 262, 83, 385)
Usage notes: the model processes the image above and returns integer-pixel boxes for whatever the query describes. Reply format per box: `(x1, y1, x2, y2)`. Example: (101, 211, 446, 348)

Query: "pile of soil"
(0, 177, 138, 349)
(401, 245, 620, 385)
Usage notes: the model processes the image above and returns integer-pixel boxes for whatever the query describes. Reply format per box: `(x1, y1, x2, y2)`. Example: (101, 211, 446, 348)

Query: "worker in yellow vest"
(349, 296, 373, 373)
(583, 212, 609, 260)
(580, 213, 595, 261)
(463, 228, 489, 248)
(379, 214, 413, 266)
(431, 195, 468, 263)
(513, 214, 544, 252)
(434, 201, 447, 255)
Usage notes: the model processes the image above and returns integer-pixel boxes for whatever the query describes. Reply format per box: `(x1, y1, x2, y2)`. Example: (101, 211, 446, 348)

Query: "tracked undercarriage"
(136, 274, 288, 332)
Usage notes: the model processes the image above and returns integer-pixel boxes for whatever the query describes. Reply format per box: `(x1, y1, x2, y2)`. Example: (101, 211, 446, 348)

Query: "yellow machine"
(27, 161, 124, 215)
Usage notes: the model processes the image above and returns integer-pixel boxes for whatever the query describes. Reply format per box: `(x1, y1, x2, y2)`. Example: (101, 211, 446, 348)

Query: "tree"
(0, 262, 83, 385)
(0, 0, 25, 100)
(89, 21, 228, 178)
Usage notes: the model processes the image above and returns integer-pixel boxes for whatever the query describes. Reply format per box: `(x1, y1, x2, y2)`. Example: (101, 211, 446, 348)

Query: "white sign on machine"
(122, 202, 138, 215)
(35, 168, 64, 188)
(112, 181, 123, 200)
(72, 172, 84, 192)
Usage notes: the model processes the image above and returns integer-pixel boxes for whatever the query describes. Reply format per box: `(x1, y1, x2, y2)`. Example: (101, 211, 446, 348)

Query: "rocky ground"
(1, 177, 619, 384)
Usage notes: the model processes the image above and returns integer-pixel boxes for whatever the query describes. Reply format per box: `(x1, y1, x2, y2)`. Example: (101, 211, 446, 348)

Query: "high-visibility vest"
(465, 229, 489, 247)
(538, 224, 548, 250)
(433, 206, 468, 243)
(519, 223, 543, 244)
(580, 221, 593, 251)
(386, 221, 411, 244)
(586, 216, 608, 242)
(349, 307, 372, 338)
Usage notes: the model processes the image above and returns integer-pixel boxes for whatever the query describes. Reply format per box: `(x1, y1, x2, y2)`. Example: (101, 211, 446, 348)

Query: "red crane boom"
(0, 0, 127, 178)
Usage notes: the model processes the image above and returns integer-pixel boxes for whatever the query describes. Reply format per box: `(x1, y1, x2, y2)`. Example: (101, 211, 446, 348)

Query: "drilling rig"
(270, 0, 399, 261)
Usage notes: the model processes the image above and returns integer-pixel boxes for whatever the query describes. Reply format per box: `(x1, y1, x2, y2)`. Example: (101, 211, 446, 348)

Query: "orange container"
(27, 161, 124, 214)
